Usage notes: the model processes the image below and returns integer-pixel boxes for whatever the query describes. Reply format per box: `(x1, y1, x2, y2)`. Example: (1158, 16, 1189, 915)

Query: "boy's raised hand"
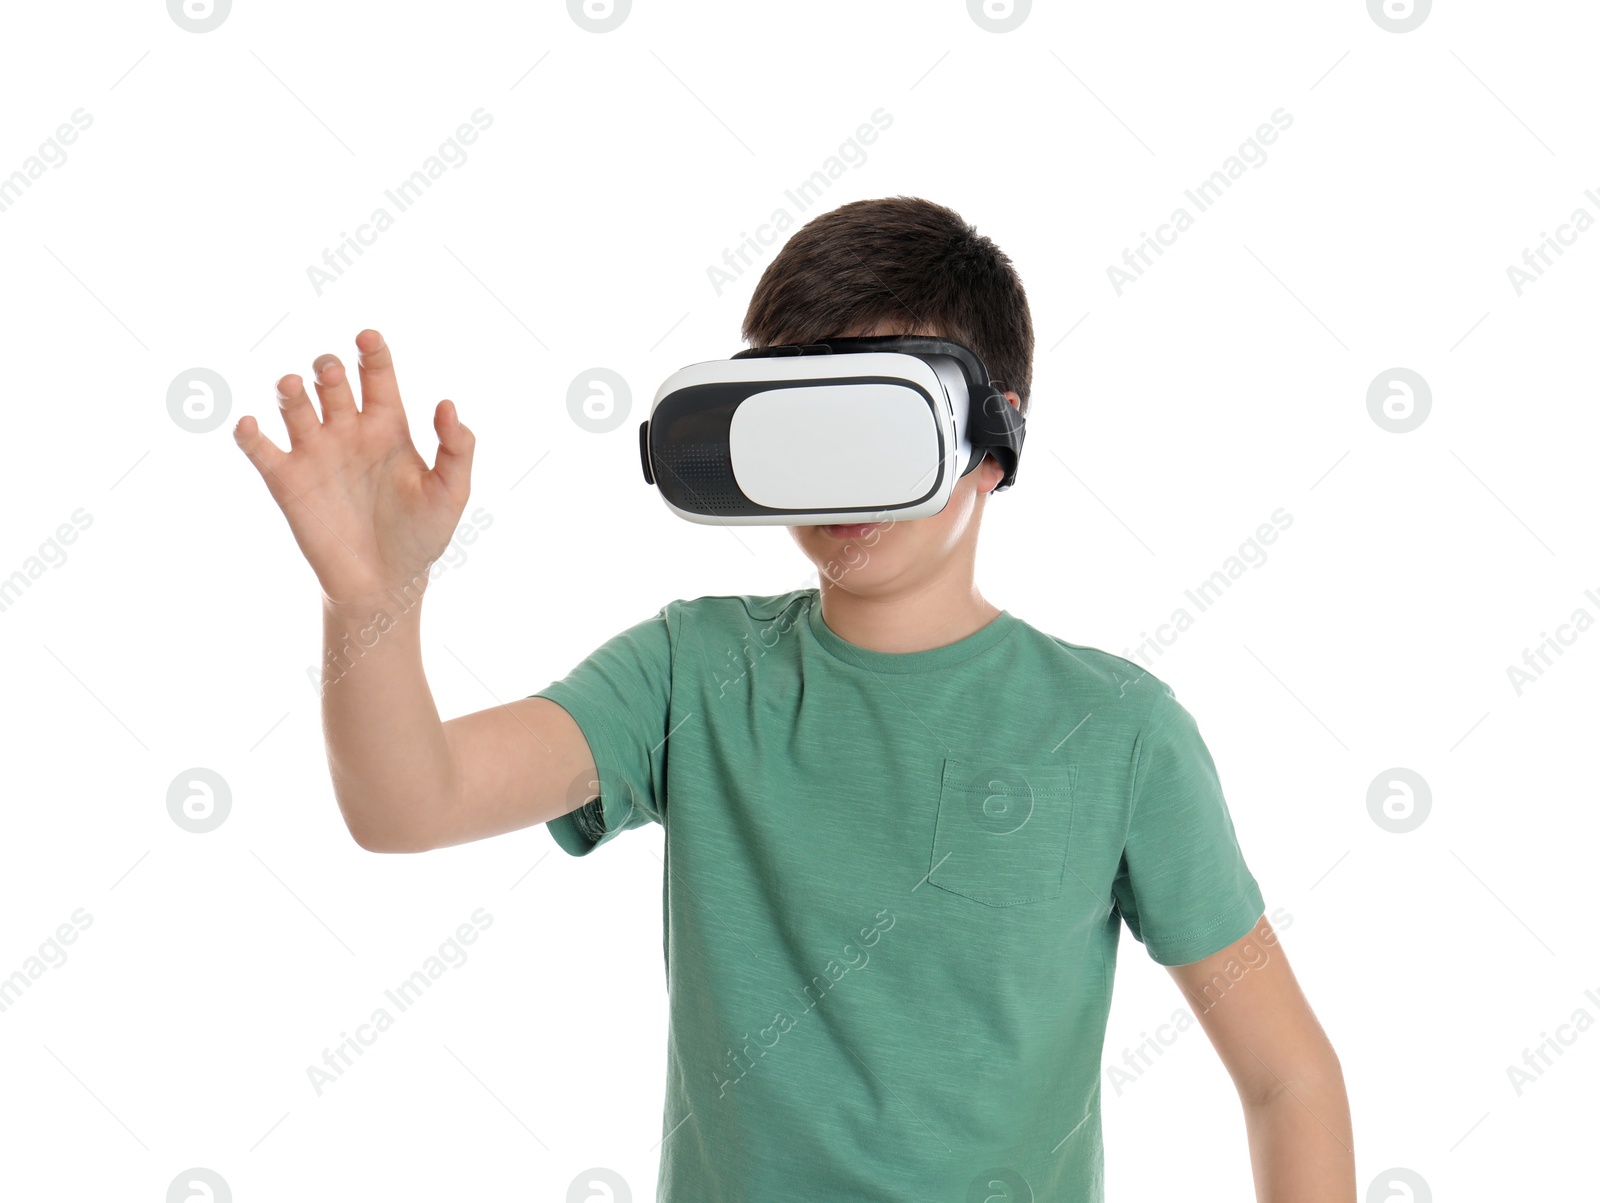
(233, 329, 475, 608)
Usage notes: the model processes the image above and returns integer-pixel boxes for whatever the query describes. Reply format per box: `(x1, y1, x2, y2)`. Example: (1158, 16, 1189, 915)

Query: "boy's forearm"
(320, 590, 456, 851)
(1242, 1058, 1356, 1202)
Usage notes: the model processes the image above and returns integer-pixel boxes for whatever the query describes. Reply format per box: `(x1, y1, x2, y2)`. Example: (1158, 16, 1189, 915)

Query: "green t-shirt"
(532, 587, 1264, 1202)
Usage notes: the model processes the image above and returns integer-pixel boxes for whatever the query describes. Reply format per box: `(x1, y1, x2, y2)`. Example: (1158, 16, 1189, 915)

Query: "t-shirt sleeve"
(528, 602, 674, 857)
(1111, 682, 1265, 966)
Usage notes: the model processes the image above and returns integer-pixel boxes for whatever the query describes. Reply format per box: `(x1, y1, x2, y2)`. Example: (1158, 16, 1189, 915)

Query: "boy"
(234, 196, 1353, 1201)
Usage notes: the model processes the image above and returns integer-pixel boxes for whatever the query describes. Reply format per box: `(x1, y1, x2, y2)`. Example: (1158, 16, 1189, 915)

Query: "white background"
(1, 1, 1595, 1199)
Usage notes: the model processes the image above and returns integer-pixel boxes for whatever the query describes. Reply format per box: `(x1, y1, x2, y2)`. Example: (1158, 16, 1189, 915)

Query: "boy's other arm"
(1166, 913, 1355, 1203)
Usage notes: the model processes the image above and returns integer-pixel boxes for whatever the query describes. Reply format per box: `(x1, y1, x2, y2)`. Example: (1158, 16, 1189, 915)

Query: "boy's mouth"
(819, 523, 882, 540)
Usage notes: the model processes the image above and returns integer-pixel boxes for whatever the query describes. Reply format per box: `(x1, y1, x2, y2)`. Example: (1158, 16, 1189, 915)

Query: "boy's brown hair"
(741, 196, 1036, 417)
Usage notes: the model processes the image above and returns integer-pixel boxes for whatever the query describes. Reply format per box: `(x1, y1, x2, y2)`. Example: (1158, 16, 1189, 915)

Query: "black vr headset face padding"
(638, 334, 1027, 526)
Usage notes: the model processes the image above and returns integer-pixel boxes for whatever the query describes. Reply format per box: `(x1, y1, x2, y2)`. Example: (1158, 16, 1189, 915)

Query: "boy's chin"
(799, 543, 913, 592)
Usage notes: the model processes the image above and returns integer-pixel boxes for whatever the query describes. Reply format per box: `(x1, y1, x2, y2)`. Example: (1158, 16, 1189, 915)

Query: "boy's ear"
(977, 452, 1006, 495)
(972, 396, 1024, 495)
(978, 392, 1021, 495)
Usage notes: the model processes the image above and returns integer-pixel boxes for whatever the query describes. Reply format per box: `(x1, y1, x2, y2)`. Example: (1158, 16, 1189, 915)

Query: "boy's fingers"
(355, 328, 402, 413)
(311, 354, 358, 422)
(430, 400, 475, 500)
(274, 374, 321, 446)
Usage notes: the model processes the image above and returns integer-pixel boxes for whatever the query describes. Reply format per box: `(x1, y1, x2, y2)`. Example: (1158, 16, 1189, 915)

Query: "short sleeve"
(1111, 683, 1264, 965)
(529, 603, 674, 857)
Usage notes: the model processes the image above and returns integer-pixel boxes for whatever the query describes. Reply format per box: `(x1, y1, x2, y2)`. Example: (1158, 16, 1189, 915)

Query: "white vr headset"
(638, 335, 1026, 525)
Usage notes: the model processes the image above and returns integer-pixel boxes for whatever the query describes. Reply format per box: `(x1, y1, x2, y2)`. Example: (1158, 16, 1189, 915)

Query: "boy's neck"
(815, 576, 1003, 655)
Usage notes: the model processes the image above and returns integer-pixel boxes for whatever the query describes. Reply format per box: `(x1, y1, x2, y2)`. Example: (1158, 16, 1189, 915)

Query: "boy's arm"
(1166, 913, 1355, 1202)
(236, 329, 595, 853)
(324, 587, 598, 853)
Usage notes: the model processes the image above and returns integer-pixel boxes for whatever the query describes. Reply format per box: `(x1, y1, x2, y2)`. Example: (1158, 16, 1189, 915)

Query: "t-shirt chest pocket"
(927, 757, 1079, 907)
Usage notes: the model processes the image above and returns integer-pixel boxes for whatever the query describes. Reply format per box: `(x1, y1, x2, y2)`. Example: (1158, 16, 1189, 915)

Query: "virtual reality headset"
(638, 334, 1026, 526)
